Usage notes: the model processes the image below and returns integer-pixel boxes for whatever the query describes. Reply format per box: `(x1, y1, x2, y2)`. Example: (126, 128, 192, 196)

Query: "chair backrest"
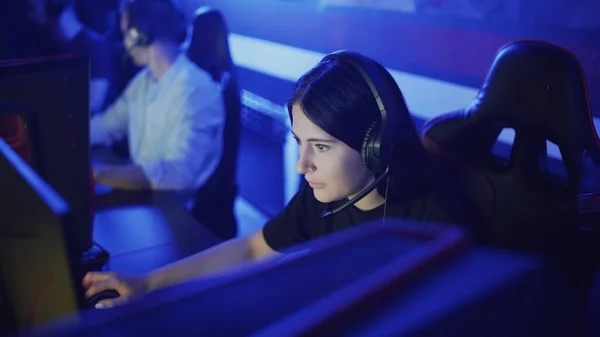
(187, 7, 234, 81)
(186, 7, 241, 239)
(424, 40, 597, 186)
(420, 41, 594, 283)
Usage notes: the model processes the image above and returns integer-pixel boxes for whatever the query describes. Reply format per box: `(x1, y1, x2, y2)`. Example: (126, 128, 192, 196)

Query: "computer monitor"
(0, 54, 93, 253)
(0, 139, 84, 334)
(33, 220, 577, 337)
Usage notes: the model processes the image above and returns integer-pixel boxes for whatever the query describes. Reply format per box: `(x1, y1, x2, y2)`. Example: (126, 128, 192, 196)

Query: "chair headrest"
(422, 40, 598, 168)
(187, 7, 234, 83)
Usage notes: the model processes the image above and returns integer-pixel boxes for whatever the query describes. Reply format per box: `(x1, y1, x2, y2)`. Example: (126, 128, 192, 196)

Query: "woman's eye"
(315, 144, 330, 152)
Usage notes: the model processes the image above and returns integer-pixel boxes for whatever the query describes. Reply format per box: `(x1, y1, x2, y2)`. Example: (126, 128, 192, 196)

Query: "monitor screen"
(0, 54, 92, 253)
(0, 138, 83, 333)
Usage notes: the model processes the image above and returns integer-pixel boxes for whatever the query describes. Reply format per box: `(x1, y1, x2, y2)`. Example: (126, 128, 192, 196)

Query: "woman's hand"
(82, 271, 150, 308)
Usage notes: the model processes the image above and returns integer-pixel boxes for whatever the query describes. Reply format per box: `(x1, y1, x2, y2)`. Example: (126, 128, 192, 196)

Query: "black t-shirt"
(263, 184, 482, 252)
(62, 27, 113, 81)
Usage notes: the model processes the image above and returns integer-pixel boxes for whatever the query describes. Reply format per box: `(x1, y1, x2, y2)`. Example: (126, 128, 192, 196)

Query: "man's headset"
(320, 51, 413, 218)
(124, 0, 187, 50)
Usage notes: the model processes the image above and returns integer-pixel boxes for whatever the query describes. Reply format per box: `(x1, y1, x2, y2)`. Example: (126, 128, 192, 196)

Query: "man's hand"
(93, 164, 152, 190)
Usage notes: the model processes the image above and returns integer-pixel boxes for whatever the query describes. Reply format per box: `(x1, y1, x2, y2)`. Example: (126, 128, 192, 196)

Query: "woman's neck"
(352, 188, 386, 211)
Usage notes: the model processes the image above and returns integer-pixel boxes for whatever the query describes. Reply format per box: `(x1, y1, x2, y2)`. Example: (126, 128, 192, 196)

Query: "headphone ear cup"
(361, 118, 381, 173)
(140, 31, 152, 46)
(139, 28, 152, 46)
(128, 26, 151, 46)
(127, 27, 139, 45)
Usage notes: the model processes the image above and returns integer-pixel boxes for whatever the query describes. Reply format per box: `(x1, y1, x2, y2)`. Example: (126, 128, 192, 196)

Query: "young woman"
(83, 51, 481, 308)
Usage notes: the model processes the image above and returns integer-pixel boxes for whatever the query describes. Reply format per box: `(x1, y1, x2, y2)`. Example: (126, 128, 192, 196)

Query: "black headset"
(124, 0, 187, 48)
(321, 50, 411, 218)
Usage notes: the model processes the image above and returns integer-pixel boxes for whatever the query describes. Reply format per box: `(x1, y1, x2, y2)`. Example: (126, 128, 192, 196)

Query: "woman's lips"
(308, 182, 325, 189)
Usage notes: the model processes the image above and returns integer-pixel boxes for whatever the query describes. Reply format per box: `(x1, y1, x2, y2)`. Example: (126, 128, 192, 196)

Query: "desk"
(91, 147, 222, 275)
(33, 222, 579, 337)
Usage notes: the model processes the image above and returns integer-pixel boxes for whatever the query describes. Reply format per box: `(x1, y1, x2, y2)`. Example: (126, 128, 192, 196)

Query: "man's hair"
(45, 0, 76, 19)
(121, 0, 187, 45)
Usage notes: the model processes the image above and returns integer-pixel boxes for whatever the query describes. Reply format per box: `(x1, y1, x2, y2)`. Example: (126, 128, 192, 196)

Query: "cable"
(92, 241, 109, 257)
(381, 175, 391, 226)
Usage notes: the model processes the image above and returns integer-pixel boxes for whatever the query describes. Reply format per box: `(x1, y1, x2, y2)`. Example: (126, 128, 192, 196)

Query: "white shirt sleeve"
(136, 83, 225, 190)
(89, 75, 138, 146)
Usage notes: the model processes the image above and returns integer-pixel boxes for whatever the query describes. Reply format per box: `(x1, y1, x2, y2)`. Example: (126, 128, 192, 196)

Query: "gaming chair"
(420, 40, 600, 300)
(186, 7, 242, 240)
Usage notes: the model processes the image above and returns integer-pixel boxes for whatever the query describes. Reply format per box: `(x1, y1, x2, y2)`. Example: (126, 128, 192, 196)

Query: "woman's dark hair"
(288, 54, 443, 201)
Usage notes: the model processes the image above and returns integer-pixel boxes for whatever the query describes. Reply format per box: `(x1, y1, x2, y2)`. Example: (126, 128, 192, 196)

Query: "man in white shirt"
(91, 0, 225, 191)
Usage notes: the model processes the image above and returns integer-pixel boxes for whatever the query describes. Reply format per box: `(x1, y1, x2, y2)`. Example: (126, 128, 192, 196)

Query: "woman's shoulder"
(402, 184, 484, 239)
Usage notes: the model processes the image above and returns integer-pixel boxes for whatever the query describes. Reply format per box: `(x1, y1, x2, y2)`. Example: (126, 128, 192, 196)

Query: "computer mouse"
(87, 289, 120, 308)
(94, 183, 113, 196)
